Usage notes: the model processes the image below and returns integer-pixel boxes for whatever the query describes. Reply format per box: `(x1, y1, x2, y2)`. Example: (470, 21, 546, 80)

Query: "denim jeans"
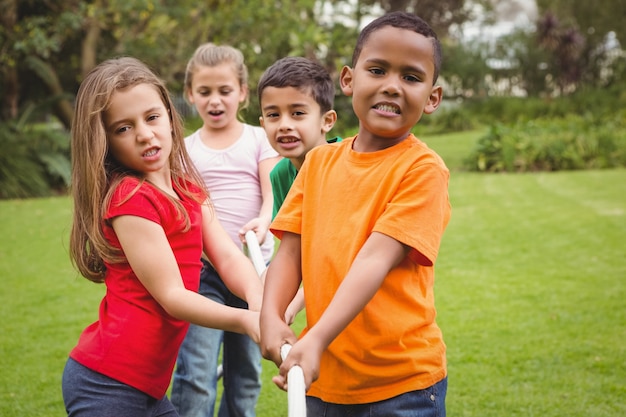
(171, 259, 262, 417)
(62, 357, 178, 417)
(306, 377, 447, 417)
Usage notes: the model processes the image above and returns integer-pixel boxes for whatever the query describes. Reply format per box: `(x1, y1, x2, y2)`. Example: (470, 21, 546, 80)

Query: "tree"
(535, 0, 625, 90)
(354, 0, 494, 38)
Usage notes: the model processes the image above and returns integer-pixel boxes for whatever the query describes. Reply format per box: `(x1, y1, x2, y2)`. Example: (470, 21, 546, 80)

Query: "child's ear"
(321, 110, 337, 133)
(424, 85, 443, 115)
(186, 88, 194, 104)
(339, 66, 354, 97)
(259, 116, 265, 128)
(240, 84, 249, 103)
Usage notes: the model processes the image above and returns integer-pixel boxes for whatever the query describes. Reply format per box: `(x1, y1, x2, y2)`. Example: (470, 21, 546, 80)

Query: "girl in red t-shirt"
(62, 56, 263, 417)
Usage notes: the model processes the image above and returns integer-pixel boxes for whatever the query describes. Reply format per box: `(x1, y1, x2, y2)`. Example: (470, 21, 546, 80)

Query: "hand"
(260, 313, 297, 367)
(274, 335, 323, 392)
(238, 217, 269, 245)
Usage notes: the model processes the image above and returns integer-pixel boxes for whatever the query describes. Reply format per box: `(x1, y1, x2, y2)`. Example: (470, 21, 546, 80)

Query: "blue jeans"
(62, 357, 178, 417)
(171, 260, 262, 417)
(306, 377, 447, 417)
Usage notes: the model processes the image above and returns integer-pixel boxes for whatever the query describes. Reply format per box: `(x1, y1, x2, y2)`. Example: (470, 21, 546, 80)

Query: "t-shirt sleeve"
(373, 161, 450, 266)
(255, 126, 279, 161)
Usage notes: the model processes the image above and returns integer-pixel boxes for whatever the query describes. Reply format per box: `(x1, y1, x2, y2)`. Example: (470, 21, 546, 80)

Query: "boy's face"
(340, 26, 442, 150)
(260, 86, 336, 169)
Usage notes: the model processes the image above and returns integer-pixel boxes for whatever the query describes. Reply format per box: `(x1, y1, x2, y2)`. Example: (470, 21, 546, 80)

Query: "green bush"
(462, 83, 626, 126)
(0, 116, 70, 199)
(415, 103, 479, 135)
(465, 112, 626, 172)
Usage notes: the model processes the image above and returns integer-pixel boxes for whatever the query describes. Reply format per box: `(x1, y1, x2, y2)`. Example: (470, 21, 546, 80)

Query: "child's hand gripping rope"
(245, 231, 306, 417)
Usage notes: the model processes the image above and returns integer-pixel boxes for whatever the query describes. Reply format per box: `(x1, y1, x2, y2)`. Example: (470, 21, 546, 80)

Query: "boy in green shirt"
(257, 56, 339, 221)
(257, 56, 339, 323)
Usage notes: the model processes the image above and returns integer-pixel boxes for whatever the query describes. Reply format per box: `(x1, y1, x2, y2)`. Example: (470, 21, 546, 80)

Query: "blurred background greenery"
(1, 0, 625, 198)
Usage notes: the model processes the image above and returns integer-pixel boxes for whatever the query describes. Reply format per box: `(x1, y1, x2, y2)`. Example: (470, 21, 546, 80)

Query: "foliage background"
(1, 0, 625, 198)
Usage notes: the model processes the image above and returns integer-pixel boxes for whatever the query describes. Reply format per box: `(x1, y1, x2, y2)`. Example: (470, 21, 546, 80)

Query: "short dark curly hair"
(351, 11, 442, 83)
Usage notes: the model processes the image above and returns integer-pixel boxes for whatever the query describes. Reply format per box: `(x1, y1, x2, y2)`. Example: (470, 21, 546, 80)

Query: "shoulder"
(405, 134, 448, 170)
(112, 176, 148, 200)
(307, 136, 352, 161)
(107, 177, 165, 221)
(271, 158, 295, 178)
(243, 124, 268, 141)
(184, 129, 200, 146)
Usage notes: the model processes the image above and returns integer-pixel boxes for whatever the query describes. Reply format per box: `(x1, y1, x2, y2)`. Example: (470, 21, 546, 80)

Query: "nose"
(278, 116, 293, 132)
(135, 121, 153, 142)
(208, 93, 221, 106)
(382, 76, 401, 96)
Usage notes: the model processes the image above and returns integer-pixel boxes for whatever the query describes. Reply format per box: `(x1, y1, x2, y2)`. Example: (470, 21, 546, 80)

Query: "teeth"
(144, 149, 158, 157)
(279, 137, 298, 143)
(375, 104, 400, 114)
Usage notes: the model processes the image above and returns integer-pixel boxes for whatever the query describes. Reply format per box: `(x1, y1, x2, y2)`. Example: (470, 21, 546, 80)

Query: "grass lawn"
(1, 129, 624, 416)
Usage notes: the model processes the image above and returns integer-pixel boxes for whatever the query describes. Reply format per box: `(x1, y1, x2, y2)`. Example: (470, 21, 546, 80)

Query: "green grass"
(1, 129, 624, 416)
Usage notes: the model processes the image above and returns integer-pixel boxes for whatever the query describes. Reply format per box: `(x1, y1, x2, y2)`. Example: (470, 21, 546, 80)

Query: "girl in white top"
(171, 43, 280, 417)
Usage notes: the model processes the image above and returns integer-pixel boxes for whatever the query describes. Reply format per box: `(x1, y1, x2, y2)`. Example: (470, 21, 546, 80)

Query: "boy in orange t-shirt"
(260, 11, 451, 417)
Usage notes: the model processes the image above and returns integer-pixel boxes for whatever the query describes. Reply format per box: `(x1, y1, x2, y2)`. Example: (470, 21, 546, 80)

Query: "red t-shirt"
(70, 177, 203, 399)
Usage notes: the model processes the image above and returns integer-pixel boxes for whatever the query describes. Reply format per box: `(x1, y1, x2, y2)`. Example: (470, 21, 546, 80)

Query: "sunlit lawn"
(1, 130, 624, 416)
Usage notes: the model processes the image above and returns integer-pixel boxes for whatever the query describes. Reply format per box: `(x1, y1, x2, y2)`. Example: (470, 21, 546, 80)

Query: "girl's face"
(186, 63, 247, 131)
(104, 83, 173, 181)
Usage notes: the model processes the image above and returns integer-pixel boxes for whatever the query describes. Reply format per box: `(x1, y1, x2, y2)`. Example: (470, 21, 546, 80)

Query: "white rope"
(244, 230, 267, 276)
(244, 231, 306, 416)
(280, 344, 307, 417)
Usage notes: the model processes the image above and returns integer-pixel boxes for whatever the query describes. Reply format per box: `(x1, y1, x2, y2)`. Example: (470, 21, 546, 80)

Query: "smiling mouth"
(143, 148, 159, 157)
(209, 110, 224, 116)
(278, 137, 300, 143)
(374, 104, 400, 114)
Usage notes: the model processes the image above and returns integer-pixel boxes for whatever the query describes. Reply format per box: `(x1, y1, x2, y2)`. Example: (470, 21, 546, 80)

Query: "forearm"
(284, 287, 305, 324)
(164, 287, 257, 335)
(260, 232, 301, 363)
(217, 254, 264, 311)
(305, 232, 408, 350)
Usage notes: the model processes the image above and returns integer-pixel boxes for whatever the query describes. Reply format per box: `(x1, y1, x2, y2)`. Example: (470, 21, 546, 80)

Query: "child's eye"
(147, 114, 160, 122)
(115, 125, 130, 134)
(292, 111, 306, 117)
(265, 112, 279, 119)
(404, 74, 420, 83)
(369, 68, 385, 75)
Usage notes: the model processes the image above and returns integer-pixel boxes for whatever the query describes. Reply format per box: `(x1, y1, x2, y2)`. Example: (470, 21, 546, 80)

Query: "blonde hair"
(184, 43, 250, 111)
(70, 56, 206, 283)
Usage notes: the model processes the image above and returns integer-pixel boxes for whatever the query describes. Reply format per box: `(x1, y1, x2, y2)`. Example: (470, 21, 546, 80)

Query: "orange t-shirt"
(271, 135, 451, 404)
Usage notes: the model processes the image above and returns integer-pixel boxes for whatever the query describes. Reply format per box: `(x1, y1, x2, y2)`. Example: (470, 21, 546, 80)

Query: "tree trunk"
(25, 56, 74, 129)
(81, 17, 101, 78)
(0, 0, 18, 120)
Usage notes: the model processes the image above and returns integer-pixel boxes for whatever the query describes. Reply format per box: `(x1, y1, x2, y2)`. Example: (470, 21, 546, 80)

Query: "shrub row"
(464, 112, 626, 172)
(0, 119, 70, 199)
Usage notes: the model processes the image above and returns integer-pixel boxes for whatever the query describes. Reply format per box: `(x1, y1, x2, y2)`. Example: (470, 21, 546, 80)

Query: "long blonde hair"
(70, 57, 205, 283)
